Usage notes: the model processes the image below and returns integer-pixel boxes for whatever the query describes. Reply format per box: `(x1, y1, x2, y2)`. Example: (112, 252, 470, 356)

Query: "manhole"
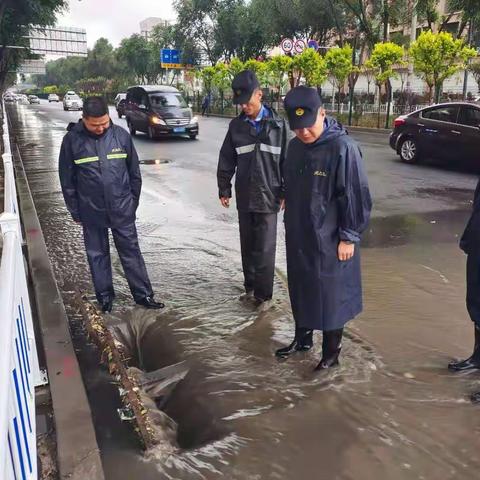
(140, 159, 170, 165)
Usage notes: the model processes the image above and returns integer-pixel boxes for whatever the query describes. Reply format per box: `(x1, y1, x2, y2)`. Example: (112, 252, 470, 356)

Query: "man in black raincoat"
(449, 180, 480, 402)
(59, 96, 164, 313)
(275, 86, 372, 371)
(217, 70, 291, 306)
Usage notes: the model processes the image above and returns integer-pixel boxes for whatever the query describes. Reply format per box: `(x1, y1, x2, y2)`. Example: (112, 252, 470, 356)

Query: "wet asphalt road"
(8, 100, 480, 480)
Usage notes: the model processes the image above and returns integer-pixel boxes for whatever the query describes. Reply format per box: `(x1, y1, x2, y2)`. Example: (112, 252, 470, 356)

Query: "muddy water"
(8, 104, 480, 480)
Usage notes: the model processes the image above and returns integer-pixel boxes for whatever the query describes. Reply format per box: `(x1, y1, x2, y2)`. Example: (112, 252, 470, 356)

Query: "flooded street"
(7, 101, 480, 479)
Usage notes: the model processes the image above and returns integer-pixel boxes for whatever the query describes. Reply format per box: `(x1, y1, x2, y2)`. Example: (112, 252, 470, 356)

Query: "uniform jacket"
(460, 179, 480, 255)
(217, 106, 291, 213)
(59, 121, 141, 228)
(284, 117, 372, 331)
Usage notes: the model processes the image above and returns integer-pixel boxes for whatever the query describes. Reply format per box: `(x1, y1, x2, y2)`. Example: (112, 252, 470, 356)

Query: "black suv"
(390, 102, 480, 165)
(124, 85, 198, 140)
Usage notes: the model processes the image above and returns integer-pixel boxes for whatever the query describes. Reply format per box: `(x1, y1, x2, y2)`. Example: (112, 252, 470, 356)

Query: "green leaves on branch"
(291, 48, 327, 87)
(366, 42, 405, 86)
(410, 30, 476, 101)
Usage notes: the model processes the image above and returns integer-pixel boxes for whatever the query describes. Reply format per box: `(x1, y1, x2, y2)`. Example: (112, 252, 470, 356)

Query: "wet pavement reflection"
(8, 103, 480, 479)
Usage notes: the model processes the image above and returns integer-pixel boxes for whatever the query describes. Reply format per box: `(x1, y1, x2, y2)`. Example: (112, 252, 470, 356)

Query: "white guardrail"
(1, 101, 44, 480)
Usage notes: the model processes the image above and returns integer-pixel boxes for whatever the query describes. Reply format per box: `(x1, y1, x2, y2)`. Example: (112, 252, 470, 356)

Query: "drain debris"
(140, 159, 170, 165)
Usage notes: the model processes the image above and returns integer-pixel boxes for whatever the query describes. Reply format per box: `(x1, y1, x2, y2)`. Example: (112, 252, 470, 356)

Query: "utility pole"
(463, 19, 473, 100)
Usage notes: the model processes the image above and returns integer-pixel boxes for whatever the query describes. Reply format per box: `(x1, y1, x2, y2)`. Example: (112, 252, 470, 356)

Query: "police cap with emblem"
(284, 86, 323, 130)
(231, 70, 261, 105)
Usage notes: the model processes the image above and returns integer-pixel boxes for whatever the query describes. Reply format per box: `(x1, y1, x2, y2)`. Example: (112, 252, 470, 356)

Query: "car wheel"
(128, 121, 136, 136)
(189, 134, 197, 140)
(399, 138, 419, 164)
(147, 126, 156, 140)
(63, 107, 67, 111)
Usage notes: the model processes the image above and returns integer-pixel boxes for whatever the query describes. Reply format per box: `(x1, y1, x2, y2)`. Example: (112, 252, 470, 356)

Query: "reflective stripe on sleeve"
(106, 153, 128, 159)
(73, 156, 99, 165)
(259, 144, 282, 155)
(235, 144, 256, 155)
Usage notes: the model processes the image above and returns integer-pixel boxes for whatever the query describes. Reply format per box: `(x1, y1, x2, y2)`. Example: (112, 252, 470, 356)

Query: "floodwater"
(7, 103, 480, 480)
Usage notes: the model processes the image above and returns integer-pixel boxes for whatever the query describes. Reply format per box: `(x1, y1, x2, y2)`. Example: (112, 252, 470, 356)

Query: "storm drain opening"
(76, 293, 230, 457)
(139, 158, 171, 165)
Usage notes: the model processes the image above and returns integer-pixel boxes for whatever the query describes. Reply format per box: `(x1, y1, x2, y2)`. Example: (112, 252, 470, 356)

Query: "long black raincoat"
(284, 118, 372, 331)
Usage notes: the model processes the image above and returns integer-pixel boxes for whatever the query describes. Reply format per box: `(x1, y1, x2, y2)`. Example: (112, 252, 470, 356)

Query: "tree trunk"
(377, 84, 382, 129)
(385, 79, 392, 129)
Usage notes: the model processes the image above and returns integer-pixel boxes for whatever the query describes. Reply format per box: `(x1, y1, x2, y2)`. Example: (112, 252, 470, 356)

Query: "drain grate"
(139, 159, 170, 165)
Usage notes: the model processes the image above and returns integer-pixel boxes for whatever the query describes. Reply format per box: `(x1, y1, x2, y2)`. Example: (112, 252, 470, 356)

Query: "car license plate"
(173, 127, 186, 133)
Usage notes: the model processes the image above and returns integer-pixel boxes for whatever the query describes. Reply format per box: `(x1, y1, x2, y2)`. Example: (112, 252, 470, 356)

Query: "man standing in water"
(275, 86, 372, 371)
(59, 96, 164, 313)
(217, 70, 290, 307)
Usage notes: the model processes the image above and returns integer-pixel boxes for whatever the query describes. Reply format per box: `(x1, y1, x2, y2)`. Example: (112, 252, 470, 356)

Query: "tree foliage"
(410, 30, 476, 101)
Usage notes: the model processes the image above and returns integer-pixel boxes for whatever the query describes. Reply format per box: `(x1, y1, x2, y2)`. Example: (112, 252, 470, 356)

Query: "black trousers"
(238, 211, 277, 301)
(82, 222, 153, 303)
(467, 253, 480, 327)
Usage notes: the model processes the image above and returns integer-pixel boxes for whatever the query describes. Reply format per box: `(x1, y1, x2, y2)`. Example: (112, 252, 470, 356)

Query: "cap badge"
(235, 89, 242, 95)
(295, 108, 305, 116)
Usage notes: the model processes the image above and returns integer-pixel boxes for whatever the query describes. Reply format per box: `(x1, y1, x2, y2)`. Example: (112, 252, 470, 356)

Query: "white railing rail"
(1, 101, 42, 480)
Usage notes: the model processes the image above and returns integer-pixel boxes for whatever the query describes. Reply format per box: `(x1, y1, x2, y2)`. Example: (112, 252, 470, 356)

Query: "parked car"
(48, 94, 60, 102)
(28, 95, 40, 104)
(390, 102, 480, 165)
(125, 85, 198, 140)
(63, 93, 83, 111)
(3, 93, 16, 103)
(115, 93, 127, 118)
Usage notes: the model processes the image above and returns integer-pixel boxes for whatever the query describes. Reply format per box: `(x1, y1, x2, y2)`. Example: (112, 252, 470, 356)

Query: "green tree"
(366, 41, 405, 128)
(199, 66, 216, 94)
(0, 0, 67, 91)
(291, 48, 328, 88)
(325, 45, 354, 112)
(85, 38, 118, 79)
(43, 85, 59, 94)
(410, 30, 476, 103)
(447, 0, 480, 38)
(468, 61, 480, 93)
(267, 55, 293, 104)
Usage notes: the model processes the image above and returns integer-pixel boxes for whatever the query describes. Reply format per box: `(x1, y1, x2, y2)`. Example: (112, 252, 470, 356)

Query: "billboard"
(28, 26, 87, 57)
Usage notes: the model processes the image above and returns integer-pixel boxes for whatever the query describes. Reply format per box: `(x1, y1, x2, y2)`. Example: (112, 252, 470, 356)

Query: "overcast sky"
(56, 0, 177, 48)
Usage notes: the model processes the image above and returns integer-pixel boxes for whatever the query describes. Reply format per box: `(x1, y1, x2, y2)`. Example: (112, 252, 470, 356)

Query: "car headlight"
(190, 116, 198, 124)
(150, 116, 166, 125)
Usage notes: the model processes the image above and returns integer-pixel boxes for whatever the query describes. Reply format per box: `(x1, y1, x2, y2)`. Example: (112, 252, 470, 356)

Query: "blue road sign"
(161, 48, 182, 68)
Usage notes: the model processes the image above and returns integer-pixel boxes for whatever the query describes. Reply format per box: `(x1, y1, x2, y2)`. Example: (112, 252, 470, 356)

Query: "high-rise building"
(140, 17, 172, 40)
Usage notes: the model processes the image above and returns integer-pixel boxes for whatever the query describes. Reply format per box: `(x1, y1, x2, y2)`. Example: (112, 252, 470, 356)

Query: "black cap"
(232, 70, 260, 105)
(283, 86, 322, 129)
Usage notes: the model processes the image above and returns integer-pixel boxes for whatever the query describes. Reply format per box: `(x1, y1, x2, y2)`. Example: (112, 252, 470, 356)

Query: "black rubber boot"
(314, 328, 343, 371)
(448, 325, 480, 372)
(101, 297, 113, 313)
(275, 328, 313, 358)
(471, 391, 480, 404)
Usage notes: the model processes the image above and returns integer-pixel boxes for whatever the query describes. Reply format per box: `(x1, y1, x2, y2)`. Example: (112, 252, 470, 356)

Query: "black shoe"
(314, 328, 343, 371)
(449, 325, 480, 372)
(471, 392, 480, 404)
(136, 296, 165, 309)
(275, 328, 313, 358)
(101, 298, 113, 313)
(239, 291, 254, 301)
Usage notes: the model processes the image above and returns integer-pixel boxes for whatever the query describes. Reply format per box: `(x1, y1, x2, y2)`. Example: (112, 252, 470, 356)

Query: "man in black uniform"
(217, 70, 290, 306)
(449, 180, 480, 401)
(275, 86, 372, 371)
(59, 96, 164, 313)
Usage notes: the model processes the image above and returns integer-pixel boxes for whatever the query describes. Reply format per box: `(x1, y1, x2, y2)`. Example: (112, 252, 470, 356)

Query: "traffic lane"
(27, 101, 478, 218)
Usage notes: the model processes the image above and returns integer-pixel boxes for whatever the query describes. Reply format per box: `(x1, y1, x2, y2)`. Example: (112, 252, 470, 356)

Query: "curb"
(195, 111, 392, 134)
(11, 141, 105, 479)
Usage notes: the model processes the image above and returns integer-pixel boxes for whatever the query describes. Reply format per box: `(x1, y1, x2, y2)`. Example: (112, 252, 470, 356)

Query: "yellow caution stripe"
(74, 156, 99, 165)
(107, 153, 128, 159)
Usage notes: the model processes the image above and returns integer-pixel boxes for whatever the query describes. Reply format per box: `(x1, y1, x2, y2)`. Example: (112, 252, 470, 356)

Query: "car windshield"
(67, 95, 80, 100)
(149, 92, 187, 110)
